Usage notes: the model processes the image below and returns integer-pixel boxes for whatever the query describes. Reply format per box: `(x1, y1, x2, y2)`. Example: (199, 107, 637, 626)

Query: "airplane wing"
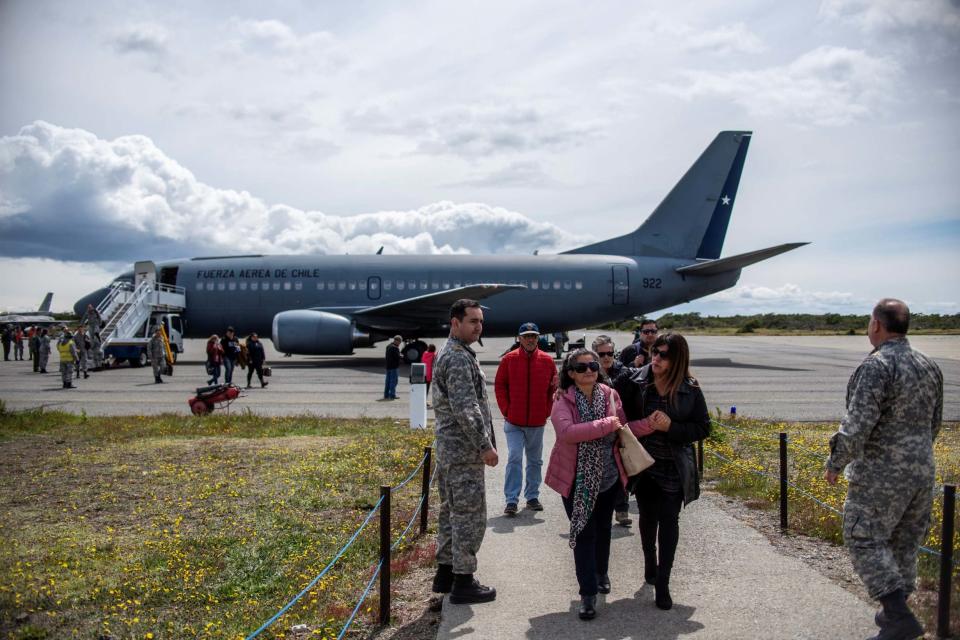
(675, 243, 808, 276)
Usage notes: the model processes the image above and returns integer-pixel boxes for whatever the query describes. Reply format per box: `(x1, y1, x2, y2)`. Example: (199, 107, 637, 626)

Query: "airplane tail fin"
(562, 131, 751, 259)
(38, 292, 53, 313)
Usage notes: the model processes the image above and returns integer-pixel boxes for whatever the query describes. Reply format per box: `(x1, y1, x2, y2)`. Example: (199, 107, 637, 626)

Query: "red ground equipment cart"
(188, 383, 241, 415)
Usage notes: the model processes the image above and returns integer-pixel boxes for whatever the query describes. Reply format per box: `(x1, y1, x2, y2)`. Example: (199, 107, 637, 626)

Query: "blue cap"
(518, 322, 540, 336)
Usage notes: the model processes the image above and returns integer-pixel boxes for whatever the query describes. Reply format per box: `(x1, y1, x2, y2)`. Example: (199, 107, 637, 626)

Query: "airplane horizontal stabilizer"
(674, 242, 809, 276)
(353, 283, 526, 322)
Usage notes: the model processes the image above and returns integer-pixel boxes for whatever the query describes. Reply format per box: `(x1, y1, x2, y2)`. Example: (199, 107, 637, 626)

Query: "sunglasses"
(596, 351, 615, 357)
(652, 348, 670, 360)
(571, 361, 601, 373)
(641, 329, 658, 335)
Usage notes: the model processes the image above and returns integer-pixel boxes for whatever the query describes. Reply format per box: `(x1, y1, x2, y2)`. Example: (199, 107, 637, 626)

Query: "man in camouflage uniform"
(431, 298, 499, 604)
(825, 298, 943, 640)
(148, 327, 167, 384)
(90, 332, 104, 370)
(74, 326, 89, 379)
(56, 329, 78, 389)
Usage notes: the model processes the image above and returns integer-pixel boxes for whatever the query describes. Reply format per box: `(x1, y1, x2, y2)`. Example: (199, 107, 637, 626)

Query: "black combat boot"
(578, 595, 596, 620)
(655, 566, 672, 610)
(431, 563, 454, 593)
(155, 376, 163, 384)
(868, 589, 923, 640)
(449, 573, 496, 604)
(643, 548, 658, 585)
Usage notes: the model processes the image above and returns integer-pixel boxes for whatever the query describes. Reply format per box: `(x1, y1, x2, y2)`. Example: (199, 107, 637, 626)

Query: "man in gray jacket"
(825, 298, 943, 640)
(431, 299, 499, 604)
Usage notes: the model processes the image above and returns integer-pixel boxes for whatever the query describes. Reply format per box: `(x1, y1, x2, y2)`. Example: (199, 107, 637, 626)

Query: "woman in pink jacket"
(544, 348, 653, 621)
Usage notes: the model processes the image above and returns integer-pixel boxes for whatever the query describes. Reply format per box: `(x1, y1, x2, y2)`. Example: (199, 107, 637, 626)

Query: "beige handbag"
(610, 393, 655, 475)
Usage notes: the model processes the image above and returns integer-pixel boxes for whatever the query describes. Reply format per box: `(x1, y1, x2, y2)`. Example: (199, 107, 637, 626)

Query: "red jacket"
(494, 346, 558, 427)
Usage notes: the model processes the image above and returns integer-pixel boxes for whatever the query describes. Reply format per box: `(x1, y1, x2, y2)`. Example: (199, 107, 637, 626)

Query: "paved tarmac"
(436, 418, 878, 640)
(1, 334, 956, 422)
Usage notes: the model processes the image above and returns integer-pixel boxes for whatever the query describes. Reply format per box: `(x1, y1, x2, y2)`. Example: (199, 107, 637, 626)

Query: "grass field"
(704, 415, 959, 633)
(0, 408, 436, 640)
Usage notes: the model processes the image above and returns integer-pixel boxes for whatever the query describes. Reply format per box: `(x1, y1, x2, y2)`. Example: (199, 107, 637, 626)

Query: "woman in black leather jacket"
(620, 332, 710, 610)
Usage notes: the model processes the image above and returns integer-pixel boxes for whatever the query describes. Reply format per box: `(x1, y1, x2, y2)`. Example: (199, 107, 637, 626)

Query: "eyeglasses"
(652, 348, 670, 360)
(596, 351, 615, 357)
(641, 329, 658, 335)
(571, 361, 601, 373)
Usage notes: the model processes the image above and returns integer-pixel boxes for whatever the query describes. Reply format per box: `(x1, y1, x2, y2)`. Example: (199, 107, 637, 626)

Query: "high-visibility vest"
(57, 340, 74, 362)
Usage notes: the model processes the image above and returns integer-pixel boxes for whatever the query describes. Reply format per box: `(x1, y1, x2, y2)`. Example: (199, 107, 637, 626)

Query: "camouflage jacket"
(826, 337, 943, 485)
(148, 334, 167, 362)
(432, 336, 495, 465)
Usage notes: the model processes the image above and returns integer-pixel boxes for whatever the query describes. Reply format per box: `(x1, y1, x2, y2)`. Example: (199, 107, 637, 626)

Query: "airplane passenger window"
(348, 281, 356, 290)
(359, 280, 367, 290)
(369, 280, 379, 290)
(563, 281, 572, 290)
(442, 281, 450, 289)
(397, 280, 405, 290)
(420, 280, 428, 289)
(262, 281, 270, 291)
(239, 282, 247, 290)
(283, 282, 292, 290)
(432, 282, 440, 290)
(542, 280, 549, 289)
(553, 281, 561, 289)
(338, 281, 346, 290)
(531, 281, 539, 290)
(272, 282, 280, 291)
(294, 282, 302, 291)
(251, 282, 259, 291)
(195, 283, 203, 290)
(454, 281, 461, 288)
(408, 280, 416, 290)
(206, 282, 214, 290)
(575, 281, 583, 289)
(317, 282, 324, 290)
(384, 280, 392, 290)
(228, 282, 236, 291)
(327, 281, 335, 290)
(217, 282, 226, 291)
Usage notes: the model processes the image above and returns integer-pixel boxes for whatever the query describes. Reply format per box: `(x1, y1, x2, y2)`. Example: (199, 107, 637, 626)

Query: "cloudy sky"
(1, 0, 957, 316)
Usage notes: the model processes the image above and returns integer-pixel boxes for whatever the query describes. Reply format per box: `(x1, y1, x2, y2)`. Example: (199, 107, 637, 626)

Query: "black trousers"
(634, 472, 684, 571)
(247, 363, 265, 386)
(562, 482, 620, 596)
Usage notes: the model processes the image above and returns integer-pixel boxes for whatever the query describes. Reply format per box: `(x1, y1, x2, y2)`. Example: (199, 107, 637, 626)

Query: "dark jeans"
(634, 472, 684, 571)
(223, 358, 236, 383)
(562, 482, 620, 596)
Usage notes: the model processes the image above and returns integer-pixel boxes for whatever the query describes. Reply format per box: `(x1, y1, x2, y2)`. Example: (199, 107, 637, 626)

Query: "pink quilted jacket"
(544, 383, 654, 498)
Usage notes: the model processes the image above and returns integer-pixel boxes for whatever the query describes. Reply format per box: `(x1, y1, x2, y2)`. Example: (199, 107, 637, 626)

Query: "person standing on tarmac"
(825, 299, 943, 640)
(495, 321, 558, 516)
(245, 333, 268, 389)
(1, 326, 11, 361)
(383, 335, 402, 400)
(14, 326, 24, 361)
(74, 326, 89, 379)
(38, 328, 51, 373)
(57, 329, 78, 389)
(148, 327, 167, 384)
(30, 326, 40, 371)
(430, 299, 498, 605)
(220, 327, 241, 384)
(90, 332, 104, 370)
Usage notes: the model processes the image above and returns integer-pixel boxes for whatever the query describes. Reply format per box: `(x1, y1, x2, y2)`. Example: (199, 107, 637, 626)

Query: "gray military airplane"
(1, 292, 57, 326)
(74, 131, 805, 362)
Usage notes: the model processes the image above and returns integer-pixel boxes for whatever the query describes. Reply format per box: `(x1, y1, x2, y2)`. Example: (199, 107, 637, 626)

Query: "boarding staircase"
(96, 280, 185, 349)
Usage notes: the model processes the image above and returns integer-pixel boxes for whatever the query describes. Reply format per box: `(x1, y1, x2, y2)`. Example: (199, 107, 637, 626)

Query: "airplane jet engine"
(271, 310, 367, 355)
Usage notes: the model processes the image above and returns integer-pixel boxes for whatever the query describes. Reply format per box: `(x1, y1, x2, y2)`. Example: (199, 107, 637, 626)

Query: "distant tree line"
(596, 312, 960, 335)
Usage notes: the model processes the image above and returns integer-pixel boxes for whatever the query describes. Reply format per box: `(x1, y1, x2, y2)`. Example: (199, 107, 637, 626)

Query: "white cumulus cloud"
(0, 121, 581, 263)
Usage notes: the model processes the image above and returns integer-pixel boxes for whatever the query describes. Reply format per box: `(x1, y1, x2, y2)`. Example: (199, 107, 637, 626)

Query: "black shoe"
(40, 369, 47, 373)
(246, 384, 253, 389)
(869, 590, 924, 640)
(449, 574, 496, 604)
(526, 499, 543, 511)
(504, 503, 518, 516)
(643, 550, 658, 585)
(431, 564, 454, 594)
(84, 372, 89, 379)
(597, 574, 611, 594)
(155, 377, 163, 383)
(578, 595, 596, 620)
(615, 510, 633, 526)
(655, 573, 672, 610)
(261, 381, 268, 388)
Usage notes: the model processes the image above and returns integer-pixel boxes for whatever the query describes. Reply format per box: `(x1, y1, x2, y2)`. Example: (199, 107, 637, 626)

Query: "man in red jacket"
(495, 322, 559, 516)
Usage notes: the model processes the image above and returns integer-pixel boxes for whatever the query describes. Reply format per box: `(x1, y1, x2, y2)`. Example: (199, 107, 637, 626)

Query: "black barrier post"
(420, 447, 432, 536)
(379, 485, 391, 625)
(697, 439, 704, 475)
(938, 484, 955, 639)
(779, 433, 788, 531)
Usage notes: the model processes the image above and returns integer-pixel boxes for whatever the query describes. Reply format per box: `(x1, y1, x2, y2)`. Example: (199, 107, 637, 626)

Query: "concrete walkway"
(436, 420, 877, 640)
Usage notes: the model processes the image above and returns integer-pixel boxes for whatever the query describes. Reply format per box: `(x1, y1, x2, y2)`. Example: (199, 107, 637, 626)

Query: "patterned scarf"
(569, 384, 608, 548)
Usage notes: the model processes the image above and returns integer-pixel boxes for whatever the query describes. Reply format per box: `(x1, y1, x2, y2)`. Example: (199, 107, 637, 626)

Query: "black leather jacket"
(620, 364, 711, 504)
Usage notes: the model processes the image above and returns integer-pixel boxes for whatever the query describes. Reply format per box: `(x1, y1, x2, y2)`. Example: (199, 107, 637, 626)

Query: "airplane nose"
(74, 287, 110, 316)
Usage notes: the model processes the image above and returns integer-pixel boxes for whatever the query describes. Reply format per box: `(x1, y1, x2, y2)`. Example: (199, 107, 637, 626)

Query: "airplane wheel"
(190, 399, 211, 416)
(402, 340, 427, 364)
